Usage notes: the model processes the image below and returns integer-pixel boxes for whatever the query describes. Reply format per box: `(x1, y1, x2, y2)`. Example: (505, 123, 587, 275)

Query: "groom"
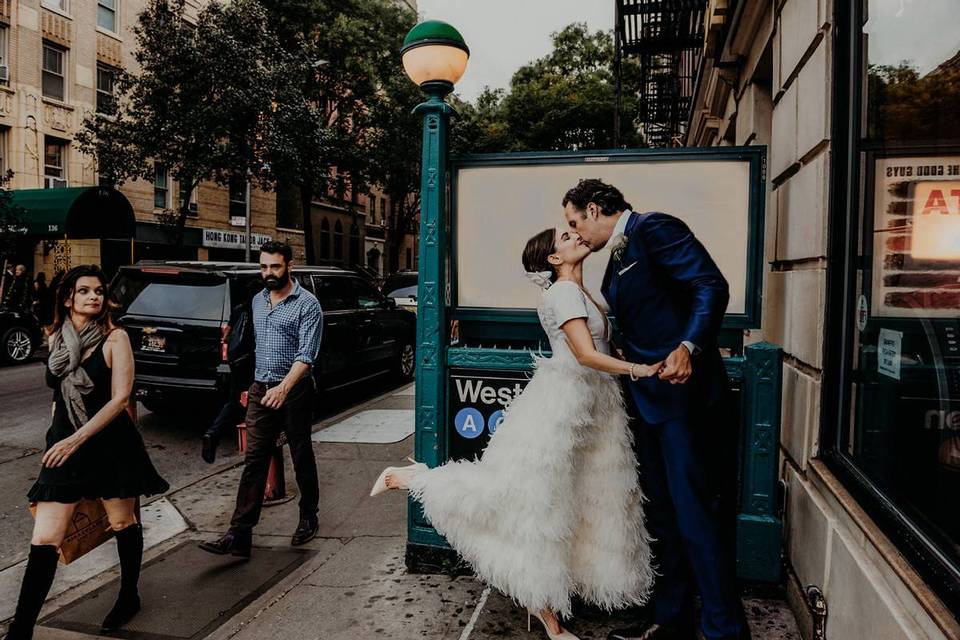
(563, 179, 747, 640)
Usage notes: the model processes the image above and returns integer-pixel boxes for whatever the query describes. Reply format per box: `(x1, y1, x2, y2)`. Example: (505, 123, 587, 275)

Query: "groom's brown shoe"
(607, 623, 695, 640)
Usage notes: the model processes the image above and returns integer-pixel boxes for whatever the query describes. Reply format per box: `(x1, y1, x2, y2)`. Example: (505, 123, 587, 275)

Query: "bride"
(371, 227, 659, 640)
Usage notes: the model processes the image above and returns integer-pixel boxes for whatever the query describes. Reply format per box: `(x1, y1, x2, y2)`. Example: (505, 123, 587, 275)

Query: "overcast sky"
(417, 0, 615, 103)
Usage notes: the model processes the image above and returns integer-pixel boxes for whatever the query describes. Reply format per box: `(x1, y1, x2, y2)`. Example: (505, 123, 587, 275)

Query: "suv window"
(312, 276, 355, 312)
(383, 272, 417, 297)
(349, 277, 385, 309)
(113, 271, 227, 321)
(294, 273, 315, 295)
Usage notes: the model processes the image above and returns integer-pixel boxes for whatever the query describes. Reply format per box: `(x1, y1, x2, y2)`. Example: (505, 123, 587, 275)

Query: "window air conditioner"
(45, 177, 68, 189)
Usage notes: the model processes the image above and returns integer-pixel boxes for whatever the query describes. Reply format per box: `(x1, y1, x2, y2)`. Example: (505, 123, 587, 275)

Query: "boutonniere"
(610, 233, 629, 263)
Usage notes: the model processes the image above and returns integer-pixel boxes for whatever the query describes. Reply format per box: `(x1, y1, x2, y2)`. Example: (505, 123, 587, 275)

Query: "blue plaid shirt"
(252, 280, 323, 383)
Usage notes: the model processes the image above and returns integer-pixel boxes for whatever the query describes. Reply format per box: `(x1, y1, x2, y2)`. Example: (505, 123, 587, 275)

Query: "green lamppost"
(400, 21, 469, 563)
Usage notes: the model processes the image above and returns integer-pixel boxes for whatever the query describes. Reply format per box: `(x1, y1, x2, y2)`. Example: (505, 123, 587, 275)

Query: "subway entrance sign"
(448, 369, 529, 461)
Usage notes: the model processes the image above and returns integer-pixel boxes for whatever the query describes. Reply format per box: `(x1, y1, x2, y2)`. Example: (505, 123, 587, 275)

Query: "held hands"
(659, 344, 693, 384)
(629, 361, 663, 380)
(42, 433, 84, 468)
(262, 384, 289, 409)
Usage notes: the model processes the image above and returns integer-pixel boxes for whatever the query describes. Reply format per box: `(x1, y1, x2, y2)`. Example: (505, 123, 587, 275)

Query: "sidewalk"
(15, 383, 801, 640)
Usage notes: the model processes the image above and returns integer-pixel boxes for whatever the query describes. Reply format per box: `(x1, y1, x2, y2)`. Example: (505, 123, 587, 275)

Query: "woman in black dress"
(6, 265, 169, 640)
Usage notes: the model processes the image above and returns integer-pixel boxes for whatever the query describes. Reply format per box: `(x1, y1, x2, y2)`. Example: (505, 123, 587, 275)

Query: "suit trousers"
(632, 397, 746, 639)
(229, 378, 319, 532)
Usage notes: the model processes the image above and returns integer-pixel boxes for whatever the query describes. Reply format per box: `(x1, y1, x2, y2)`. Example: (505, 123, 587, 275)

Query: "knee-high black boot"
(6, 544, 59, 640)
(100, 524, 143, 633)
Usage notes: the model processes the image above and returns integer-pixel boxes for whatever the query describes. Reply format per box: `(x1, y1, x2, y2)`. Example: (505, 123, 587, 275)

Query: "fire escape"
(615, 0, 707, 147)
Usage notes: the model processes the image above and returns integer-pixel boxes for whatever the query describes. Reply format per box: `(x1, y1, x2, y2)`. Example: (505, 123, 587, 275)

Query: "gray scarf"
(48, 321, 104, 430)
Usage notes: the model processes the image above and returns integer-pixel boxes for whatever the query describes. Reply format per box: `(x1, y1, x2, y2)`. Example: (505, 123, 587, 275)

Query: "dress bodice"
(537, 280, 610, 360)
(46, 339, 112, 415)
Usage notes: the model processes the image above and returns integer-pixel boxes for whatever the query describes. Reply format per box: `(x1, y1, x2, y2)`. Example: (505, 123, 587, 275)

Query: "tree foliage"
(0, 171, 25, 261)
(78, 0, 285, 245)
(867, 59, 960, 142)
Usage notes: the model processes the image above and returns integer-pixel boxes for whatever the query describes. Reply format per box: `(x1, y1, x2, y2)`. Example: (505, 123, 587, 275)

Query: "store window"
(827, 0, 960, 612)
(42, 43, 66, 102)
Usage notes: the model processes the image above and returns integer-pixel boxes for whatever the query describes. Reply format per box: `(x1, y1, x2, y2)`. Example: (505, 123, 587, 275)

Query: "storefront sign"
(878, 328, 903, 380)
(871, 155, 960, 318)
(447, 368, 529, 461)
(201, 228, 271, 250)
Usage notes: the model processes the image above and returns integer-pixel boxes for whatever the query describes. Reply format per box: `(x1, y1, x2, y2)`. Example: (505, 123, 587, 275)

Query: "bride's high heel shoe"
(527, 609, 580, 640)
(369, 458, 426, 496)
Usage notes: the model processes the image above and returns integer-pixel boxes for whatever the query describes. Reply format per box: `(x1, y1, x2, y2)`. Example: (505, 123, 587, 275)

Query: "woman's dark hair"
(522, 228, 559, 284)
(51, 265, 116, 336)
(562, 178, 632, 217)
(259, 240, 292, 263)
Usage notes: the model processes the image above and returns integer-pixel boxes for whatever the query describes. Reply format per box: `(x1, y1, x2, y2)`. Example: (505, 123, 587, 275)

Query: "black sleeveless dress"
(27, 340, 169, 503)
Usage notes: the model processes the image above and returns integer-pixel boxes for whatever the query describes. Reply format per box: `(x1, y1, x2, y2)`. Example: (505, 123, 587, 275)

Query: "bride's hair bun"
(522, 229, 558, 288)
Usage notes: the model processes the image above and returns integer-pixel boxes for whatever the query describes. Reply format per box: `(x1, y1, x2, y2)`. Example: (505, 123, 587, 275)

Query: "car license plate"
(141, 333, 166, 353)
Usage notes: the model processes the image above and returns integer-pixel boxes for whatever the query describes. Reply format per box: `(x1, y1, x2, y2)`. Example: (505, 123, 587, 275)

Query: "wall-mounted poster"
(454, 157, 753, 315)
(871, 155, 960, 318)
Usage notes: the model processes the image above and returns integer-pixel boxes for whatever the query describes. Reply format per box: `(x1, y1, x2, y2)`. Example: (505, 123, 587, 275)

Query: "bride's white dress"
(408, 280, 653, 617)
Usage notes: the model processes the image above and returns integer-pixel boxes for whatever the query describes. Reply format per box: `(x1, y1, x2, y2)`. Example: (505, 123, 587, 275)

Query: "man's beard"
(263, 271, 290, 291)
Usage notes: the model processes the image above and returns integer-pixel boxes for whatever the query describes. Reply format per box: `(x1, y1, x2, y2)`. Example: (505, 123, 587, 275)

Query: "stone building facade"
(689, 1, 960, 638)
(0, 0, 303, 279)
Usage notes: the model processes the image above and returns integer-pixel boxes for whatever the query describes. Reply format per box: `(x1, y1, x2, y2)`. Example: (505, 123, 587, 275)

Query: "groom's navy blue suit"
(602, 211, 745, 639)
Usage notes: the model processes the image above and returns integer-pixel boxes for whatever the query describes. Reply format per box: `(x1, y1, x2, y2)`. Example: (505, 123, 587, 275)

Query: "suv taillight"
(221, 341, 229, 362)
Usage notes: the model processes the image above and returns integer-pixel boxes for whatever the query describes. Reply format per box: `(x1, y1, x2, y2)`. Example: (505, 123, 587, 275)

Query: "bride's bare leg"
(538, 609, 563, 635)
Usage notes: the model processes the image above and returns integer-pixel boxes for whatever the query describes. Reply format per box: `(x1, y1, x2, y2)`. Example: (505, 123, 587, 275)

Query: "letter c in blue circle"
(488, 410, 505, 435)
(454, 408, 485, 439)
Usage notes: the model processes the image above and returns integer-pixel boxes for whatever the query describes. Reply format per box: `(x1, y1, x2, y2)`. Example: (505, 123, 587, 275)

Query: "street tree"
(259, 0, 416, 265)
(77, 0, 283, 247)
(0, 171, 25, 268)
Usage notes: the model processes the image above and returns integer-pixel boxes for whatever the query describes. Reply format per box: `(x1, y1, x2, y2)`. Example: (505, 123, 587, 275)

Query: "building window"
(406, 248, 412, 269)
(319, 218, 330, 260)
(333, 219, 343, 261)
(43, 138, 66, 183)
(229, 174, 248, 225)
(366, 247, 381, 274)
(178, 181, 198, 216)
(42, 43, 66, 102)
(349, 222, 360, 266)
(97, 0, 117, 32)
(0, 128, 7, 174)
(153, 163, 169, 209)
(369, 195, 376, 224)
(826, 1, 960, 612)
(380, 198, 386, 224)
(0, 27, 9, 85)
(42, 0, 68, 13)
(96, 64, 117, 114)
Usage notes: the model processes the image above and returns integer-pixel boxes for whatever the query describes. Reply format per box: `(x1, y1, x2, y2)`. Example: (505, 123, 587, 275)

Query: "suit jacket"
(601, 211, 730, 424)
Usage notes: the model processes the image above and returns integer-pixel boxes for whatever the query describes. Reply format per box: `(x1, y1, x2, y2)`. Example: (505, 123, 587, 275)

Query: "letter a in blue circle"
(454, 408, 485, 439)
(488, 410, 504, 435)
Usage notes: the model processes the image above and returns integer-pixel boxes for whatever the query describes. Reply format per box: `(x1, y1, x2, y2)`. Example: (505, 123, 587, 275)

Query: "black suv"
(111, 261, 417, 414)
(0, 308, 43, 365)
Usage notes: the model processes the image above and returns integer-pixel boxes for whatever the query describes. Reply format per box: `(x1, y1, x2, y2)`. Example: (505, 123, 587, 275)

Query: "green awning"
(9, 187, 136, 239)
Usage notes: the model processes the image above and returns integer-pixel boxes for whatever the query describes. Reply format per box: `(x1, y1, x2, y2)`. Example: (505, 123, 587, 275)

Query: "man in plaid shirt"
(200, 241, 323, 558)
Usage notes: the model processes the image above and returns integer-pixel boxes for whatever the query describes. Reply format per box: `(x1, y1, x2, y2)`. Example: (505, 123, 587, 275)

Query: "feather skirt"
(408, 355, 654, 617)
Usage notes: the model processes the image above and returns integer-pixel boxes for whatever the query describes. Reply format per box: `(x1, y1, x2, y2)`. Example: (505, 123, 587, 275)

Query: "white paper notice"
(878, 328, 903, 380)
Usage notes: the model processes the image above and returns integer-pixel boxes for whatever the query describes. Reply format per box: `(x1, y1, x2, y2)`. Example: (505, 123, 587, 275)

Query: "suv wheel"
(2, 327, 34, 364)
(395, 342, 415, 381)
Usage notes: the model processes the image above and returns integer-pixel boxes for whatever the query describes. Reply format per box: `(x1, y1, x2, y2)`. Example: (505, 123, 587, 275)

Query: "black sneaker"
(291, 516, 319, 546)
(198, 531, 251, 558)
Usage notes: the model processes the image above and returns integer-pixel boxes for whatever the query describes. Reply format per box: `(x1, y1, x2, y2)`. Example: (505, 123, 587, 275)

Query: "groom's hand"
(659, 345, 692, 384)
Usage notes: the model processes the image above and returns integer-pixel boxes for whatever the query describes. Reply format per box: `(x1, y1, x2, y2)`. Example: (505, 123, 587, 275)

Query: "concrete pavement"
(1, 381, 801, 640)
